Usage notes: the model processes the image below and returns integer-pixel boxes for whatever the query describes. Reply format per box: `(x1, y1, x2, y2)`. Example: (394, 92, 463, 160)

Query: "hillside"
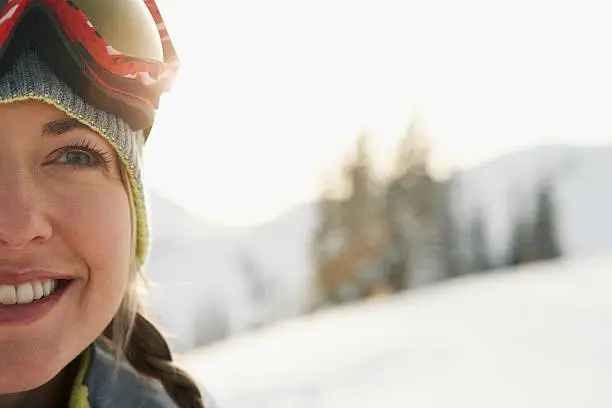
(180, 255, 612, 408)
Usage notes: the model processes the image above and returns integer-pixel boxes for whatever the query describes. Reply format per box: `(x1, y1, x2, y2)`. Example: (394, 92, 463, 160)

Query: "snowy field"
(180, 256, 612, 408)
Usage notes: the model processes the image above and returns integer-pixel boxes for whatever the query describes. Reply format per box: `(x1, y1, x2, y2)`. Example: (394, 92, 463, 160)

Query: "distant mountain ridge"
(454, 144, 612, 258)
(147, 191, 243, 240)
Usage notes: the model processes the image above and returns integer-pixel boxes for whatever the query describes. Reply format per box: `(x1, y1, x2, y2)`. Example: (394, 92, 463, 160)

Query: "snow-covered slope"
(237, 202, 317, 319)
(179, 256, 612, 408)
(143, 192, 247, 350)
(143, 194, 318, 350)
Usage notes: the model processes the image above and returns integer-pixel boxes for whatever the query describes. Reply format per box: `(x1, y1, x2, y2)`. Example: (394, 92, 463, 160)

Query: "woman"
(0, 1, 215, 407)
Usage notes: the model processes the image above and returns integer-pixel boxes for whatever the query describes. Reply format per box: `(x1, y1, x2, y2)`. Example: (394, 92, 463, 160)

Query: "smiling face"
(0, 101, 132, 392)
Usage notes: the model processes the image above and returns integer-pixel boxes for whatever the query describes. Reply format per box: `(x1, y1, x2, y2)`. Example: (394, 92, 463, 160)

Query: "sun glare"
(147, 0, 612, 226)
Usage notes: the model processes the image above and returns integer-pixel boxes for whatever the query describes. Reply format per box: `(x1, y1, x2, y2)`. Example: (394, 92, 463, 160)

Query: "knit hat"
(0, 48, 150, 264)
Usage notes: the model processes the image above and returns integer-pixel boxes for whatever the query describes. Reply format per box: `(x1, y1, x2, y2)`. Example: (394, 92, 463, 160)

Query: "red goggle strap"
(144, 0, 178, 64)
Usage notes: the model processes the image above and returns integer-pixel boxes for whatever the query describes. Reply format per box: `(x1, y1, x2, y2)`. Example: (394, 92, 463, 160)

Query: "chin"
(0, 362, 64, 394)
(0, 371, 59, 394)
(0, 338, 77, 394)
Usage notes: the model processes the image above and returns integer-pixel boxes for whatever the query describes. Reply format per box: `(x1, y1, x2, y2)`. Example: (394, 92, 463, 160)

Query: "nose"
(0, 169, 52, 249)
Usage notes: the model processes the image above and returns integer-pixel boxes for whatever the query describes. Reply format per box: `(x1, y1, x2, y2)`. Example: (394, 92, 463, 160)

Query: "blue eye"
(51, 140, 112, 170)
(58, 150, 96, 167)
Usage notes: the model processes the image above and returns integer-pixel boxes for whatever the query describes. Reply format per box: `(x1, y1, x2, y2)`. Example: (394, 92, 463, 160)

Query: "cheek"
(52, 182, 132, 315)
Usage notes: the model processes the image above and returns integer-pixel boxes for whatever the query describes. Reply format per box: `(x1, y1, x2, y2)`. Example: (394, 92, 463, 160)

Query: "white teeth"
(0, 285, 16, 305)
(32, 281, 43, 300)
(42, 280, 52, 296)
(0, 279, 58, 305)
(16, 283, 33, 304)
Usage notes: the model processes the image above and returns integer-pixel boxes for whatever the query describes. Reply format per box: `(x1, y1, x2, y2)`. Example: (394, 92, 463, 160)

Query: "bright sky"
(144, 0, 612, 227)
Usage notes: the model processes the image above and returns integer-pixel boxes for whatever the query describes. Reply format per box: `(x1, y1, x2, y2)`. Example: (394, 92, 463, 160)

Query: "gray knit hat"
(0, 48, 150, 264)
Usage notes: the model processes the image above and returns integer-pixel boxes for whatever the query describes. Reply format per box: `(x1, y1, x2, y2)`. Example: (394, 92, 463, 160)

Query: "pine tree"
(309, 171, 344, 309)
(532, 182, 562, 260)
(393, 107, 431, 179)
(470, 208, 491, 272)
(508, 183, 562, 267)
(342, 132, 376, 245)
(439, 176, 465, 278)
(310, 131, 382, 307)
(382, 108, 445, 288)
(509, 213, 535, 266)
(311, 175, 342, 267)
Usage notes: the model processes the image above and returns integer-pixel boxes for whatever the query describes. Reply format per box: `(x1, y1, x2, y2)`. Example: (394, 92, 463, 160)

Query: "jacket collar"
(68, 341, 178, 408)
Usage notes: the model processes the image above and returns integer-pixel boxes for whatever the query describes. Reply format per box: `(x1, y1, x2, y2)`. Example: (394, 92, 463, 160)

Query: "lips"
(0, 267, 77, 324)
(0, 278, 73, 325)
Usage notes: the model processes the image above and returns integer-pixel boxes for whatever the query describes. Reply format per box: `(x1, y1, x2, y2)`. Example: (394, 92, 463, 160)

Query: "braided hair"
(104, 300, 206, 408)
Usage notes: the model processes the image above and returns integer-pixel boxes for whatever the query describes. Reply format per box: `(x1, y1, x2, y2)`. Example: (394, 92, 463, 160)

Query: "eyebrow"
(42, 118, 90, 137)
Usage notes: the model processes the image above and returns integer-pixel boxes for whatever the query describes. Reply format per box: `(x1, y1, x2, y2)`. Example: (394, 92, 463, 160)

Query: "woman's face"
(0, 101, 131, 392)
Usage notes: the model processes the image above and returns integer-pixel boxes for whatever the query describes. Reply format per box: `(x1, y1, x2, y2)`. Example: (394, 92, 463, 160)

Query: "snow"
(237, 202, 317, 319)
(143, 193, 316, 350)
(142, 192, 249, 350)
(179, 255, 612, 408)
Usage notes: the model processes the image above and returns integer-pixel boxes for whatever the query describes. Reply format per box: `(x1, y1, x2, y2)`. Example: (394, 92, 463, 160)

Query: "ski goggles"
(0, 0, 179, 136)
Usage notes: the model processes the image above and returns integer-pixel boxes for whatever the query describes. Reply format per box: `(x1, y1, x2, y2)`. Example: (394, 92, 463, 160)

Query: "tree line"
(309, 114, 563, 309)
